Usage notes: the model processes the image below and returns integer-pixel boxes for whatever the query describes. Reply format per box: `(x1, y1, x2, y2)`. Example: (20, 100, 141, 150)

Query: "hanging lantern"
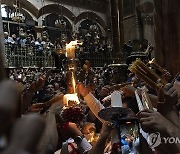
(90, 24, 98, 32)
(11, 0, 25, 22)
(55, 19, 66, 29)
(11, 10, 25, 22)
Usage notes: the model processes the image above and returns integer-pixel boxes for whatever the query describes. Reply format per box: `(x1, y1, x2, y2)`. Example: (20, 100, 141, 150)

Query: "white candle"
(135, 90, 144, 111)
(111, 91, 122, 107)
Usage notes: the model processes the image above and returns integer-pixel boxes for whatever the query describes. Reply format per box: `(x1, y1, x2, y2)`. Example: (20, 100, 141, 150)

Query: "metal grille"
(4, 44, 55, 68)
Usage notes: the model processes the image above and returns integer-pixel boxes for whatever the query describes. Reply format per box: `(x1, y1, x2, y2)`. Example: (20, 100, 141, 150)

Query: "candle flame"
(66, 40, 83, 49)
(148, 58, 155, 64)
(65, 40, 83, 58)
(63, 93, 80, 106)
(72, 71, 76, 94)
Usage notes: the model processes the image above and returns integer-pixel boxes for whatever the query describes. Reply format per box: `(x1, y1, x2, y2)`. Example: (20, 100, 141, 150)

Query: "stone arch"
(44, 13, 73, 31)
(1, 0, 39, 18)
(38, 4, 75, 22)
(74, 12, 107, 31)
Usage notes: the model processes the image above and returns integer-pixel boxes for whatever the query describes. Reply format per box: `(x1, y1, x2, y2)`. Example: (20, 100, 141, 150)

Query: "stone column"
(141, 13, 154, 44)
(109, 0, 124, 62)
(137, 0, 154, 44)
(109, 0, 121, 54)
(154, 0, 180, 76)
(0, 2, 7, 80)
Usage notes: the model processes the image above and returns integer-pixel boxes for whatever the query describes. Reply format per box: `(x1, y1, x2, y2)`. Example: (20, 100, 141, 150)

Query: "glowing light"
(148, 58, 155, 64)
(71, 71, 76, 94)
(65, 40, 83, 58)
(63, 93, 80, 106)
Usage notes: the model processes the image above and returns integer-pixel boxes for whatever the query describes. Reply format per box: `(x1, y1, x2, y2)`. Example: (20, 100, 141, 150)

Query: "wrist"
(74, 135, 84, 144)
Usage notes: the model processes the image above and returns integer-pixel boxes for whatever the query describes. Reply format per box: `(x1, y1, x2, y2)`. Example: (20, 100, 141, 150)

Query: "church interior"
(0, 0, 179, 154)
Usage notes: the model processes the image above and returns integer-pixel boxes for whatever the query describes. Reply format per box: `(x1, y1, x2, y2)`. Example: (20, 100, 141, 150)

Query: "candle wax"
(111, 91, 122, 107)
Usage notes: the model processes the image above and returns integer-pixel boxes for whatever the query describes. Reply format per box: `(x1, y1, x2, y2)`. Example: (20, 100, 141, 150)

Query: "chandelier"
(55, 18, 67, 29)
(11, 0, 25, 22)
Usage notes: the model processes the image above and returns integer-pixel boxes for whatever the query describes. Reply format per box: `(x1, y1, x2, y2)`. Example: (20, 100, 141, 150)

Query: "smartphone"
(118, 118, 140, 154)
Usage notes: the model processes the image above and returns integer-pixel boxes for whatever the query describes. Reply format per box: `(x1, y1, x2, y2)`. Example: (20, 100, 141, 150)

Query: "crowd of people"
(4, 29, 54, 56)
(0, 49, 179, 154)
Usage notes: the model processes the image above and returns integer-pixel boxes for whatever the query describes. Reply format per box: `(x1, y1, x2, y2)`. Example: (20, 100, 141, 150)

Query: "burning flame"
(66, 40, 83, 49)
(63, 93, 80, 106)
(87, 132, 99, 143)
(72, 72, 76, 93)
(148, 58, 155, 64)
(65, 40, 83, 58)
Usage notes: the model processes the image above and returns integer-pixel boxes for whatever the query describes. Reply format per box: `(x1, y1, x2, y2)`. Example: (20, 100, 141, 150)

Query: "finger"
(163, 83, 172, 92)
(166, 88, 175, 96)
(138, 112, 152, 118)
(170, 90, 178, 98)
(141, 121, 154, 127)
(139, 117, 152, 123)
(141, 109, 154, 113)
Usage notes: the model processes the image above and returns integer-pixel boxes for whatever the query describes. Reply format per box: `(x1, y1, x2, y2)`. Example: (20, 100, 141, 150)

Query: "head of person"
(45, 84, 55, 94)
(4, 32, 9, 39)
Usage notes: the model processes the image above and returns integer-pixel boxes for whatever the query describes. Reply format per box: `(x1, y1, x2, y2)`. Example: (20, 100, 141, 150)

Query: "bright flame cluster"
(63, 93, 80, 106)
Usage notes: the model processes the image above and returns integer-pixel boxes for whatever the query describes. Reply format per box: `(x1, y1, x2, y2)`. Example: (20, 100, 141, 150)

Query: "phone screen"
(119, 118, 140, 154)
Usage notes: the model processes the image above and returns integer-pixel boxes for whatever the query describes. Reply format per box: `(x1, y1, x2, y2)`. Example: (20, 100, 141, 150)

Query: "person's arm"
(164, 124, 180, 153)
(88, 123, 113, 154)
(138, 109, 180, 153)
(84, 93, 105, 123)
(21, 76, 46, 114)
(157, 83, 180, 128)
(39, 104, 62, 154)
(78, 83, 105, 123)
(121, 85, 158, 108)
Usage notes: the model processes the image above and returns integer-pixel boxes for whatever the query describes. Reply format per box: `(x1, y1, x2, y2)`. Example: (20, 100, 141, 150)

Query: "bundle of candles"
(129, 59, 167, 90)
(135, 89, 153, 111)
(148, 58, 165, 74)
(60, 40, 84, 123)
(61, 90, 84, 123)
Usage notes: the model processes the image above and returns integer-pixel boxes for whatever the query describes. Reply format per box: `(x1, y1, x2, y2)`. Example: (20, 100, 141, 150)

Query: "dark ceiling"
(49, 0, 109, 14)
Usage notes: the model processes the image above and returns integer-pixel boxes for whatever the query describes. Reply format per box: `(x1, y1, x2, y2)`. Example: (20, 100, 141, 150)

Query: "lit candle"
(63, 93, 80, 107)
(149, 58, 164, 73)
(135, 90, 144, 111)
(66, 40, 83, 59)
(111, 91, 122, 107)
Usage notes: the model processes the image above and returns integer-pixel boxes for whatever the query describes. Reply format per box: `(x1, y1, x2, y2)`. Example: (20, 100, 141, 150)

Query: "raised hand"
(61, 122, 83, 139)
(77, 82, 90, 97)
(137, 109, 173, 134)
(28, 76, 46, 93)
(163, 83, 178, 107)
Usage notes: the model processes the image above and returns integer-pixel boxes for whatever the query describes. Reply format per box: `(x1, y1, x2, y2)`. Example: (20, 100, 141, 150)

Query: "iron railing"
(4, 44, 55, 68)
(4, 44, 112, 68)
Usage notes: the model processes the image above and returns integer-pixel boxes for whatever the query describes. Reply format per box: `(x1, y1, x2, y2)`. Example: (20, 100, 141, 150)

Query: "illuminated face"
(46, 84, 54, 93)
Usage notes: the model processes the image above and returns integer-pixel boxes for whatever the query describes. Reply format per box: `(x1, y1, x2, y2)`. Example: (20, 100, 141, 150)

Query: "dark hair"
(123, 97, 139, 114)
